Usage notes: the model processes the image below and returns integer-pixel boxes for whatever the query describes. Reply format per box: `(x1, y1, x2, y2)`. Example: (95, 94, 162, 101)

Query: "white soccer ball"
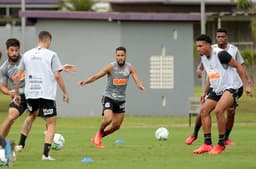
(155, 127, 169, 140)
(51, 133, 65, 150)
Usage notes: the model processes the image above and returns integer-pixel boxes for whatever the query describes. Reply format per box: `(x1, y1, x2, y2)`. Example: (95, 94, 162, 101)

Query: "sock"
(204, 133, 212, 145)
(99, 129, 105, 137)
(18, 134, 27, 148)
(224, 129, 231, 140)
(43, 143, 51, 157)
(193, 124, 201, 138)
(218, 134, 225, 146)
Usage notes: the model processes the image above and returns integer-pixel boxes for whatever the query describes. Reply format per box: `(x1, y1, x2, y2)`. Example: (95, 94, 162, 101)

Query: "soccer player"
(186, 28, 250, 145)
(193, 34, 251, 154)
(78, 46, 146, 148)
(0, 38, 76, 153)
(13, 31, 70, 160)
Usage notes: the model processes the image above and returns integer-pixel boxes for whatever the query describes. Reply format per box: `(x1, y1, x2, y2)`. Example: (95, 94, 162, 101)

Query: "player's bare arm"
(62, 64, 77, 73)
(78, 64, 112, 87)
(130, 65, 146, 92)
(54, 71, 69, 103)
(13, 70, 22, 105)
(196, 62, 204, 78)
(0, 83, 15, 97)
(200, 78, 210, 103)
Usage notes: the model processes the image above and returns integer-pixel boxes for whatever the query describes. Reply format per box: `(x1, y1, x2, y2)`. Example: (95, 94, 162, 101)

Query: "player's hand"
(62, 64, 77, 73)
(245, 85, 253, 96)
(78, 80, 86, 87)
(12, 95, 21, 105)
(8, 89, 16, 97)
(139, 85, 146, 92)
(196, 69, 203, 78)
(200, 92, 206, 103)
(63, 93, 70, 103)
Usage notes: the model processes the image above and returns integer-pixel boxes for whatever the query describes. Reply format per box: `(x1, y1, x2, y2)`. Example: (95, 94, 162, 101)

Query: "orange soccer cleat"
(208, 144, 225, 155)
(91, 132, 104, 148)
(185, 135, 196, 145)
(225, 139, 235, 146)
(193, 144, 213, 154)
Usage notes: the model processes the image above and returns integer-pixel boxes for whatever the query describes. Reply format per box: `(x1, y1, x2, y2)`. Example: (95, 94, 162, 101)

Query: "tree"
(58, 0, 95, 11)
(236, 0, 252, 10)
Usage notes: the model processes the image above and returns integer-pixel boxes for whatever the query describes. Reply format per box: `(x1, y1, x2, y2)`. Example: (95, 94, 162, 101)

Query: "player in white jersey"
(0, 38, 76, 153)
(78, 46, 146, 148)
(193, 34, 251, 154)
(186, 28, 250, 146)
(13, 31, 69, 160)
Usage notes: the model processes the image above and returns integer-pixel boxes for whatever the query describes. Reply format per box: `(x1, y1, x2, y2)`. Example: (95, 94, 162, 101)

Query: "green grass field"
(0, 88, 256, 169)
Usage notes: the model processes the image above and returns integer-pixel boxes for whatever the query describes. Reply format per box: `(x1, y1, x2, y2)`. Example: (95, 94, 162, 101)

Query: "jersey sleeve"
(0, 66, 7, 84)
(51, 53, 63, 72)
(218, 51, 232, 64)
(235, 50, 244, 64)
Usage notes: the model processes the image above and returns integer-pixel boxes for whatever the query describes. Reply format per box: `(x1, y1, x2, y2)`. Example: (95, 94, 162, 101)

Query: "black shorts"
(9, 94, 27, 116)
(26, 98, 57, 117)
(101, 96, 125, 115)
(206, 87, 243, 108)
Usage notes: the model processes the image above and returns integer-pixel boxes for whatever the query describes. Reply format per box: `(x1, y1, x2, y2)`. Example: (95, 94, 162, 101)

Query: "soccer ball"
(51, 133, 65, 150)
(155, 127, 169, 140)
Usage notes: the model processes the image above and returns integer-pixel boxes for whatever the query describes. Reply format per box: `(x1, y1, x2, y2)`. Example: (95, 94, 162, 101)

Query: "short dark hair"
(6, 38, 20, 49)
(38, 31, 52, 41)
(216, 28, 227, 34)
(116, 46, 126, 53)
(195, 34, 212, 44)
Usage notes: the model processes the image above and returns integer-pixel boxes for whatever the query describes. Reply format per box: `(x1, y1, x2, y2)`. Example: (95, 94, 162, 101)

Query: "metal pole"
(200, 0, 206, 89)
(21, 0, 26, 53)
(201, 0, 206, 34)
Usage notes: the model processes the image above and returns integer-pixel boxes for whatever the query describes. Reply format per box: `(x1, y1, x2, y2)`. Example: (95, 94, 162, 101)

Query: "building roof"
(0, 0, 59, 4)
(19, 10, 201, 21)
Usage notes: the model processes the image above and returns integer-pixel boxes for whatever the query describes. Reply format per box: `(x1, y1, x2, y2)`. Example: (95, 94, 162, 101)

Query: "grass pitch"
(0, 89, 255, 169)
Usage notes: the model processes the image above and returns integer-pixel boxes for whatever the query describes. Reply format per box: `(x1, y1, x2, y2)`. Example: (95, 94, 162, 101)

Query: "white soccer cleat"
(15, 145, 23, 152)
(41, 155, 55, 161)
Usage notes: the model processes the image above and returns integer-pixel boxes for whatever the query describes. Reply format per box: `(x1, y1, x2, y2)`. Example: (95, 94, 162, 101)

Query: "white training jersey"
(18, 46, 63, 100)
(201, 48, 242, 94)
(211, 43, 244, 64)
(211, 44, 243, 89)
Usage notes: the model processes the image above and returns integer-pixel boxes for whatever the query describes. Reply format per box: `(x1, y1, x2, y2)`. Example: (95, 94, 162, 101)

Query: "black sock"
(218, 134, 225, 146)
(193, 124, 201, 138)
(100, 129, 105, 137)
(204, 133, 212, 145)
(224, 129, 231, 140)
(43, 143, 51, 157)
(18, 134, 27, 148)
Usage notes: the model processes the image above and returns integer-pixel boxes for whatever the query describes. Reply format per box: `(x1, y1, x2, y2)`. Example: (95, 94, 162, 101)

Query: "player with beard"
(0, 38, 76, 153)
(78, 46, 146, 148)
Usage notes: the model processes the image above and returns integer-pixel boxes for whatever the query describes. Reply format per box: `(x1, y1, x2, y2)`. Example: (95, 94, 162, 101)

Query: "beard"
(117, 60, 125, 67)
(9, 55, 20, 62)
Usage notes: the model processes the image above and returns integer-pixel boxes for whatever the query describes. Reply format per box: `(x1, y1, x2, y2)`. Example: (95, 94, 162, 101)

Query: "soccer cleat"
(225, 139, 235, 146)
(185, 135, 196, 145)
(41, 155, 55, 161)
(208, 144, 225, 155)
(193, 144, 213, 154)
(91, 136, 104, 148)
(15, 145, 23, 152)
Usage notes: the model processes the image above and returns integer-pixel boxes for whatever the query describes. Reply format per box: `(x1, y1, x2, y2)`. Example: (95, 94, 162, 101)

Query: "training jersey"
(212, 43, 243, 89)
(103, 61, 131, 101)
(18, 46, 63, 100)
(0, 57, 25, 94)
(211, 43, 244, 65)
(201, 48, 242, 95)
